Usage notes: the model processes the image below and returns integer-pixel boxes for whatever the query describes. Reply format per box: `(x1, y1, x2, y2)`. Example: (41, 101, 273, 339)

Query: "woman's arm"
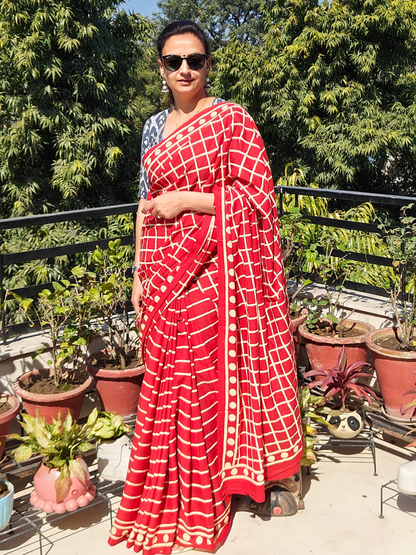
(131, 198, 147, 315)
(142, 191, 215, 219)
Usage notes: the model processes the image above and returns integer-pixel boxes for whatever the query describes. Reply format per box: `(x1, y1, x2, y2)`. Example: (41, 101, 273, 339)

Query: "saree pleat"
(109, 102, 303, 554)
(109, 266, 231, 553)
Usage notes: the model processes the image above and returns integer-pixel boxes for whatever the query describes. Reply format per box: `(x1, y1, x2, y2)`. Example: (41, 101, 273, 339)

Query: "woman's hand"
(142, 192, 185, 219)
(131, 272, 143, 316)
(142, 191, 215, 218)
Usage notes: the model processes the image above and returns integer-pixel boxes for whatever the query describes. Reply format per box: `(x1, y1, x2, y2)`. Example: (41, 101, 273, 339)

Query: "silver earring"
(204, 77, 211, 92)
(162, 79, 169, 93)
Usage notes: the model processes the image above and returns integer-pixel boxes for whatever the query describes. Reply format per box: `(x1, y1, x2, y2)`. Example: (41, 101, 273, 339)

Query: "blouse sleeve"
(139, 119, 152, 200)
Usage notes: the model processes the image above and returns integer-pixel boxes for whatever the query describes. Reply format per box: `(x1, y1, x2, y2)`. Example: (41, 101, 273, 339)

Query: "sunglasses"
(161, 54, 208, 72)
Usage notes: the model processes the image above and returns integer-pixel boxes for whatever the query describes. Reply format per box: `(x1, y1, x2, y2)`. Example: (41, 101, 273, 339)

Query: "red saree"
(108, 102, 303, 554)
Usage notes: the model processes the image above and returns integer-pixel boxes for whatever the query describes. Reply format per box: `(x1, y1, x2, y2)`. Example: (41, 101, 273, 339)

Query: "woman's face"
(158, 33, 211, 100)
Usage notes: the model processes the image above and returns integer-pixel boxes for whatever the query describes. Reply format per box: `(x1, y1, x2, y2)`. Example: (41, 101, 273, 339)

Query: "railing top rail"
(0, 203, 139, 231)
(275, 185, 416, 206)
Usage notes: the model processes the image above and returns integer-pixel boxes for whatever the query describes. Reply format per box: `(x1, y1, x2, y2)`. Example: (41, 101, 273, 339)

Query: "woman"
(109, 20, 303, 555)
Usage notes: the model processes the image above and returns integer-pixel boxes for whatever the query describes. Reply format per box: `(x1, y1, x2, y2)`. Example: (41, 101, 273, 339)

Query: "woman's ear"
(157, 58, 164, 79)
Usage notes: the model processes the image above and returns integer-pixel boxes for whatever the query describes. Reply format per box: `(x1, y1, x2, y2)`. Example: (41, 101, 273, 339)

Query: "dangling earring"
(161, 79, 169, 93)
(204, 77, 211, 92)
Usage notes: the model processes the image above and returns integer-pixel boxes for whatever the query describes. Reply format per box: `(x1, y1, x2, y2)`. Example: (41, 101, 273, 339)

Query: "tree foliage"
(156, 0, 266, 48)
(214, 0, 416, 193)
(0, 0, 153, 217)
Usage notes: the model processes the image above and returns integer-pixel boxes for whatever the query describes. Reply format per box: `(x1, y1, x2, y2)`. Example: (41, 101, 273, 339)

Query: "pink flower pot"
(30, 458, 95, 514)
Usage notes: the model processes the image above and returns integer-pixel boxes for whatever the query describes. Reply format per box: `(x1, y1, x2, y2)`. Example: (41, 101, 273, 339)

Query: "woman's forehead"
(162, 33, 206, 56)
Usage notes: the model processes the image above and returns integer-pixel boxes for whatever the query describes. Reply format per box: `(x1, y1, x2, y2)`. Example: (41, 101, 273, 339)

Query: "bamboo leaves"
(214, 0, 416, 193)
(0, 0, 152, 217)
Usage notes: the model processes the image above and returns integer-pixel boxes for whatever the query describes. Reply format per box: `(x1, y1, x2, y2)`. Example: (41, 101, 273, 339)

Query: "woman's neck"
(173, 93, 211, 115)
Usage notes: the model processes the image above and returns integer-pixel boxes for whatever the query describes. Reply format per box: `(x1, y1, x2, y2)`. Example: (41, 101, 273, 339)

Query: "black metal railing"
(1, 185, 416, 342)
(275, 185, 416, 271)
(0, 203, 139, 341)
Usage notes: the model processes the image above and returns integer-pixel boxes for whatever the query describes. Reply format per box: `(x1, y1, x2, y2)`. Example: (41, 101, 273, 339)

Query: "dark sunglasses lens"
(163, 55, 206, 71)
(164, 56, 182, 71)
(187, 55, 206, 70)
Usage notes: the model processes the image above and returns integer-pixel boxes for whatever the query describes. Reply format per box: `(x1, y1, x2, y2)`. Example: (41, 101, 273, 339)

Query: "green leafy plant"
(8, 411, 95, 503)
(304, 346, 378, 412)
(87, 408, 131, 441)
(298, 386, 333, 467)
(90, 239, 139, 368)
(14, 266, 97, 387)
(8, 408, 130, 502)
(378, 205, 416, 351)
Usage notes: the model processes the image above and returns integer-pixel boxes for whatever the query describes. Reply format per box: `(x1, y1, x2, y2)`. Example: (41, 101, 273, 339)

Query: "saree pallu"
(108, 102, 303, 554)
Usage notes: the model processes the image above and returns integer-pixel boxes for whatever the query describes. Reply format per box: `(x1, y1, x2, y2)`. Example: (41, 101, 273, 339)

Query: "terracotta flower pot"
(366, 327, 416, 420)
(13, 368, 92, 424)
(299, 320, 375, 372)
(0, 394, 20, 460)
(291, 312, 307, 357)
(30, 458, 95, 514)
(86, 349, 145, 418)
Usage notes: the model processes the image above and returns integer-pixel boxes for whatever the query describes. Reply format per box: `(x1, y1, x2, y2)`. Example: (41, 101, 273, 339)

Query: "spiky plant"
(304, 346, 378, 411)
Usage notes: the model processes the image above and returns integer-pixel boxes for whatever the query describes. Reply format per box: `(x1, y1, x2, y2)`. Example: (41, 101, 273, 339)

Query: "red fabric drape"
(108, 102, 303, 554)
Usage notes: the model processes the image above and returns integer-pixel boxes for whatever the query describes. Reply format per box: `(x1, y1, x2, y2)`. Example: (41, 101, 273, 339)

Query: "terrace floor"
(1, 428, 415, 555)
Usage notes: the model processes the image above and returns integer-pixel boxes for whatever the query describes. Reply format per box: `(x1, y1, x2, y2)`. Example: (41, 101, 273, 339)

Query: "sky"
(120, 0, 160, 18)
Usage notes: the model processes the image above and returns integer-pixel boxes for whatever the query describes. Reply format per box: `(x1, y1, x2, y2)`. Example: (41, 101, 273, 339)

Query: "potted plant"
(90, 409, 132, 482)
(12, 267, 96, 423)
(298, 243, 374, 371)
(8, 410, 97, 514)
(366, 205, 416, 420)
(7, 408, 127, 514)
(304, 346, 378, 438)
(0, 479, 14, 531)
(279, 172, 377, 365)
(86, 240, 144, 418)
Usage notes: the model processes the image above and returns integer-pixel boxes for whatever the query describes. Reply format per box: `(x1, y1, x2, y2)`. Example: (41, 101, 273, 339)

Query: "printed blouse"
(139, 98, 225, 199)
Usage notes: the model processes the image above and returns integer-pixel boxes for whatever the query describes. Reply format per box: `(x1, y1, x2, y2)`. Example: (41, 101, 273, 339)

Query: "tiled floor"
(1, 432, 415, 555)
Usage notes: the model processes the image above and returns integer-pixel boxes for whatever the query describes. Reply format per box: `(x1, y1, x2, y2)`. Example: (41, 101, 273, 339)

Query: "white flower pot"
(397, 460, 416, 495)
(97, 435, 132, 482)
(0, 481, 14, 531)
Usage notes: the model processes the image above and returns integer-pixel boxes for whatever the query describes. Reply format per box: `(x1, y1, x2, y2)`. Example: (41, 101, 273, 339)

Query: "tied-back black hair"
(157, 20, 210, 58)
(157, 21, 210, 104)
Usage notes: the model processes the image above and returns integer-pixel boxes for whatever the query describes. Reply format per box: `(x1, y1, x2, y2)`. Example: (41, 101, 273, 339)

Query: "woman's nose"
(178, 59, 191, 72)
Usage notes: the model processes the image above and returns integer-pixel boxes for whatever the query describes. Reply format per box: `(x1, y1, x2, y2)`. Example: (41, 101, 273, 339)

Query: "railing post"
(278, 187, 283, 217)
(0, 251, 5, 345)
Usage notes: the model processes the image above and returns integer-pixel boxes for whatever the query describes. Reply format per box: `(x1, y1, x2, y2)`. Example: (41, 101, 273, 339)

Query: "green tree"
(214, 0, 416, 193)
(156, 0, 266, 48)
(0, 0, 153, 217)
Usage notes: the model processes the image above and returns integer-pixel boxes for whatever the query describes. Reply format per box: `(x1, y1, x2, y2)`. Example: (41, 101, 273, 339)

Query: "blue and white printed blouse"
(139, 98, 226, 199)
